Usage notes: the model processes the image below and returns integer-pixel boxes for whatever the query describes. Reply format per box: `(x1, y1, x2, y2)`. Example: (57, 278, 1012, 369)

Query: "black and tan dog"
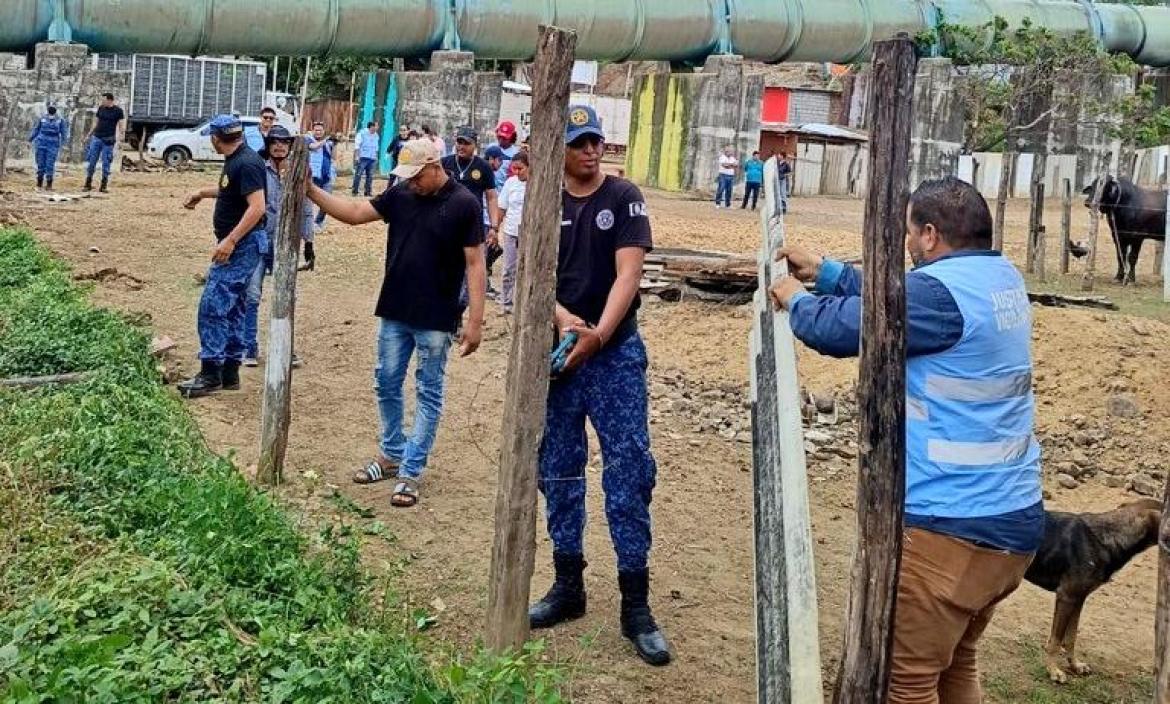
(1024, 498, 1163, 683)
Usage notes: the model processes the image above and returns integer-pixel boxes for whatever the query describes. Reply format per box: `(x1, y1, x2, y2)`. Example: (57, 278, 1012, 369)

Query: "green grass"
(1024, 270, 1170, 323)
(0, 228, 563, 703)
(984, 643, 1154, 704)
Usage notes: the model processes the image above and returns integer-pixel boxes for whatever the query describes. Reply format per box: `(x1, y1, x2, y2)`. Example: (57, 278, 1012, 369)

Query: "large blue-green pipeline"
(2, 0, 1169, 66)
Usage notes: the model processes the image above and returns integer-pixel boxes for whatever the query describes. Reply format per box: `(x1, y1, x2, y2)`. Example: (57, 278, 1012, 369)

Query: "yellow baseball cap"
(392, 139, 441, 180)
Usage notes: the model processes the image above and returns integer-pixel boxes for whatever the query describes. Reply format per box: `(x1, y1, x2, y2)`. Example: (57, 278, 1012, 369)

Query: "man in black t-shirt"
(83, 92, 125, 193)
(176, 115, 267, 398)
(308, 139, 486, 509)
(527, 106, 671, 667)
(441, 126, 502, 298)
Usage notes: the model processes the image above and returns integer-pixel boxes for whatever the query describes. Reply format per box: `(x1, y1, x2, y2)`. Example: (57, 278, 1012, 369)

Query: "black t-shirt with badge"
(370, 178, 484, 332)
(558, 176, 653, 327)
(213, 144, 267, 241)
(440, 154, 496, 202)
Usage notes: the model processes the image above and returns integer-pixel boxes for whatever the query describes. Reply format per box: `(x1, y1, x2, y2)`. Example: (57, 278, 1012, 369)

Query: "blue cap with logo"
(565, 105, 604, 144)
(200, 114, 243, 137)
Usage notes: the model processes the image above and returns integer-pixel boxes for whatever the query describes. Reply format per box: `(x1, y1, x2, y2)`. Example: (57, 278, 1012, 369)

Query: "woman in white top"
(497, 150, 529, 313)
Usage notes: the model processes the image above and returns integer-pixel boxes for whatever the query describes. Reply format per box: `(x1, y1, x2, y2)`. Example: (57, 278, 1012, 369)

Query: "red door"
(761, 87, 790, 124)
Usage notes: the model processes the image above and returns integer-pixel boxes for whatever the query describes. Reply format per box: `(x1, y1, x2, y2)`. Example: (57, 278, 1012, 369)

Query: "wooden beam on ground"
(257, 137, 309, 486)
(832, 36, 915, 704)
(0, 371, 94, 389)
(485, 24, 576, 653)
(749, 156, 823, 704)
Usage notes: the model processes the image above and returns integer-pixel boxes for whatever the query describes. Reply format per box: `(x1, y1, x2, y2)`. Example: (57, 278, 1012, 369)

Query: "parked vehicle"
(93, 53, 299, 146)
(148, 116, 281, 166)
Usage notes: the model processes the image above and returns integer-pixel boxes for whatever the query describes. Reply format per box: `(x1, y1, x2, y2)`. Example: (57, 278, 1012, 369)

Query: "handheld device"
(550, 331, 579, 375)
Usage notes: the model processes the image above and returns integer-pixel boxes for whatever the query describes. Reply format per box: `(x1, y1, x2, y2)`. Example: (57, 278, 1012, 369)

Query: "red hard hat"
(496, 121, 517, 139)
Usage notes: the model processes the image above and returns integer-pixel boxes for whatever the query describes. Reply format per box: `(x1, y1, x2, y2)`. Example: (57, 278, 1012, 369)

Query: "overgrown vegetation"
(917, 17, 1170, 152)
(0, 228, 563, 702)
(984, 643, 1154, 704)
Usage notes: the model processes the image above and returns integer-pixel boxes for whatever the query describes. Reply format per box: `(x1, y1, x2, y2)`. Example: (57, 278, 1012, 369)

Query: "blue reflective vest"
(905, 254, 1043, 519)
(32, 115, 66, 145)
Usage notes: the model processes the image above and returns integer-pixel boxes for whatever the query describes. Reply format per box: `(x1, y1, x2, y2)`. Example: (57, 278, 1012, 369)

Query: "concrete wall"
(392, 51, 502, 150)
(788, 89, 833, 124)
(910, 58, 964, 187)
(0, 43, 128, 171)
(626, 55, 763, 195)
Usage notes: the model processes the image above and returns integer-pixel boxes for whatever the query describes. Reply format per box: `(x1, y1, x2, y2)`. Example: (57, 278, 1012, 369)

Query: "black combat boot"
(177, 361, 223, 398)
(618, 569, 672, 666)
(528, 552, 587, 629)
(82, 176, 93, 192)
(298, 241, 316, 272)
(221, 359, 241, 390)
(36, 174, 43, 189)
(99, 176, 109, 193)
(45, 178, 53, 191)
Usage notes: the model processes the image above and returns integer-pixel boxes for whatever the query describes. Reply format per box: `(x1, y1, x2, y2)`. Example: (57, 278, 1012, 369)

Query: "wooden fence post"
(750, 156, 823, 704)
(484, 25, 577, 653)
(1060, 179, 1072, 275)
(1026, 151, 1048, 280)
(1080, 172, 1108, 293)
(257, 138, 309, 486)
(1163, 191, 1169, 304)
(1155, 156, 1167, 279)
(1156, 453, 1170, 700)
(832, 36, 915, 704)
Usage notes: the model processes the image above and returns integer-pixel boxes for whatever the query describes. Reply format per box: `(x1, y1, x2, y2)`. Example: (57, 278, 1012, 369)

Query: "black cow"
(1082, 175, 1166, 285)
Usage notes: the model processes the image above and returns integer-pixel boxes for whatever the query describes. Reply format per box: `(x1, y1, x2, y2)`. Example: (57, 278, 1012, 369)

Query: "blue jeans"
(352, 158, 376, 196)
(243, 251, 272, 358)
(198, 232, 261, 363)
(538, 330, 658, 571)
(313, 176, 332, 226)
(715, 173, 734, 207)
(34, 142, 61, 180)
(85, 136, 115, 180)
(375, 318, 453, 479)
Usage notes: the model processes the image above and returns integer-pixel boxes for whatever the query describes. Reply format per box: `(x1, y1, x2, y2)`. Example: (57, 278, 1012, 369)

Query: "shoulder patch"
(219, 173, 230, 190)
(629, 202, 648, 218)
(596, 209, 615, 231)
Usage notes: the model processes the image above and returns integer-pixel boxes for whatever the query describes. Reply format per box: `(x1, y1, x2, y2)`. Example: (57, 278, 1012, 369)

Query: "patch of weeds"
(328, 487, 375, 519)
(0, 228, 565, 702)
(984, 642, 1154, 704)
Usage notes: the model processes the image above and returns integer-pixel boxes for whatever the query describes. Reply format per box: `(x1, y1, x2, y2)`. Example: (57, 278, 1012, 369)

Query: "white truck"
(93, 53, 299, 157)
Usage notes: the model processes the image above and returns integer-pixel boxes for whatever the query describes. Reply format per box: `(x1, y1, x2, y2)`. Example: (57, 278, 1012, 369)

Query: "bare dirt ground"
(7, 165, 1169, 703)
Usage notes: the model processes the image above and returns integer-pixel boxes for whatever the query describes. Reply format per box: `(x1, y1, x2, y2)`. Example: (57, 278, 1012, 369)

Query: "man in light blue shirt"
(243, 107, 277, 153)
(352, 121, 380, 197)
(770, 177, 1042, 703)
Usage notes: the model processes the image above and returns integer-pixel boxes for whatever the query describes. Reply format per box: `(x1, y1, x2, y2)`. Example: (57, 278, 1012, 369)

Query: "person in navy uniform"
(83, 92, 124, 193)
(29, 105, 68, 191)
(770, 177, 1043, 703)
(177, 115, 268, 398)
(527, 105, 671, 667)
(441, 126, 502, 300)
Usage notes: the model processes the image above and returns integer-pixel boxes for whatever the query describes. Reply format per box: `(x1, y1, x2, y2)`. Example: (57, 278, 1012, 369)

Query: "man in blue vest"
(770, 177, 1043, 703)
(29, 105, 68, 191)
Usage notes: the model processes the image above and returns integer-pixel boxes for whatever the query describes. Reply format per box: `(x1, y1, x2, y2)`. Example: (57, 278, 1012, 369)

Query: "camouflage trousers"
(198, 232, 261, 363)
(539, 330, 658, 572)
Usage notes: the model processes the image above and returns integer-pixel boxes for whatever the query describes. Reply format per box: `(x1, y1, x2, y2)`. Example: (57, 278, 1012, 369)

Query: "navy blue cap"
(455, 125, 478, 143)
(483, 145, 506, 160)
(265, 125, 294, 142)
(565, 105, 604, 144)
(200, 114, 243, 137)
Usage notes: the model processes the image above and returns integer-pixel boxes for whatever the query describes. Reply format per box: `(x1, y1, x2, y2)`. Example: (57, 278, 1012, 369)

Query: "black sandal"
(390, 478, 420, 508)
(353, 458, 398, 485)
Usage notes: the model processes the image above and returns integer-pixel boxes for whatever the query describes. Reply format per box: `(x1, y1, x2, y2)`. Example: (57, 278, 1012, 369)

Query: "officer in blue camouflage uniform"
(527, 106, 671, 667)
(178, 115, 267, 398)
(29, 106, 68, 191)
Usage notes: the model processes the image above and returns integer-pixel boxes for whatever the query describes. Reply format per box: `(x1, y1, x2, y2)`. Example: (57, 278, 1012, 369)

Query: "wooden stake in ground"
(993, 151, 1016, 252)
(1026, 151, 1048, 280)
(257, 138, 309, 486)
(1080, 173, 1108, 292)
(1163, 190, 1169, 304)
(1156, 445, 1170, 700)
(749, 156, 823, 704)
(484, 25, 576, 653)
(832, 36, 915, 704)
(1060, 179, 1072, 275)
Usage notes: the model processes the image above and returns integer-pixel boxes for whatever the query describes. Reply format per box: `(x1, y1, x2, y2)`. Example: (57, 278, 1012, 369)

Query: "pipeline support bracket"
(47, 0, 73, 44)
